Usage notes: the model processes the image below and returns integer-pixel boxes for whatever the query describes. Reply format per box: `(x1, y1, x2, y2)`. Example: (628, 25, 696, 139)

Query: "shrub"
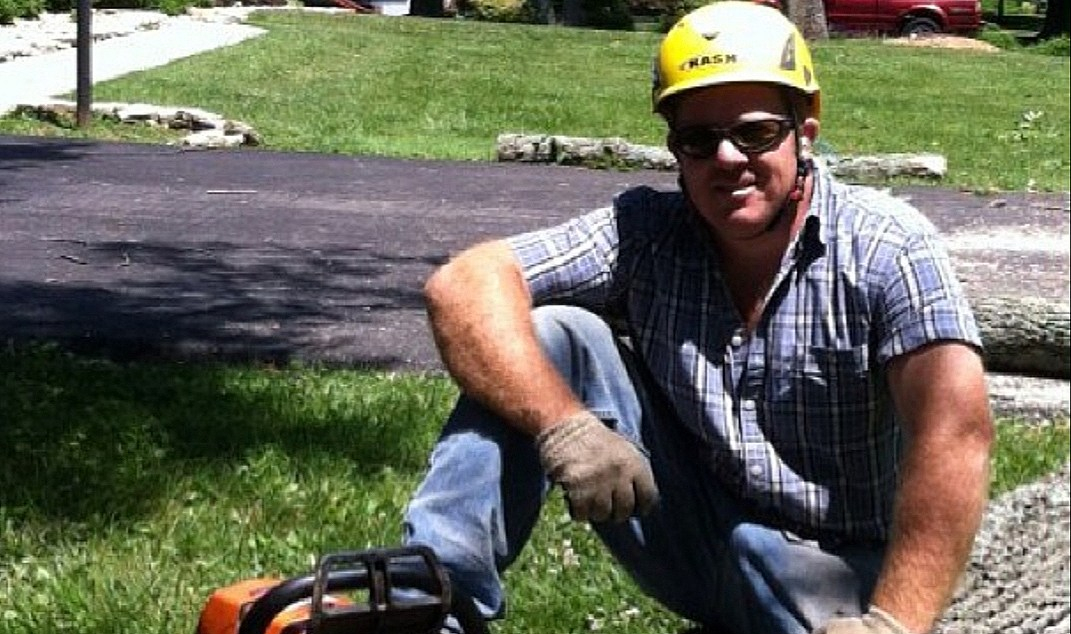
(0, 0, 45, 23)
(42, 0, 84, 13)
(460, 0, 631, 27)
(43, 0, 211, 13)
(977, 24, 1071, 56)
(153, 0, 212, 15)
(582, 0, 632, 29)
(976, 23, 1024, 49)
(458, 0, 532, 21)
(94, 0, 155, 8)
(1032, 34, 1069, 56)
(655, 0, 703, 30)
(43, 0, 74, 12)
(626, 0, 666, 16)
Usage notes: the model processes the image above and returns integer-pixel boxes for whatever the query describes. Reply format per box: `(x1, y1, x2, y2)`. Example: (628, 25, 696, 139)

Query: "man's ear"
(801, 117, 820, 148)
(666, 130, 682, 161)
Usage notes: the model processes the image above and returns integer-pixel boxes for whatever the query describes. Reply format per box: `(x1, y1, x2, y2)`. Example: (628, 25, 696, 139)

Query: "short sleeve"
(506, 206, 620, 308)
(875, 232, 982, 364)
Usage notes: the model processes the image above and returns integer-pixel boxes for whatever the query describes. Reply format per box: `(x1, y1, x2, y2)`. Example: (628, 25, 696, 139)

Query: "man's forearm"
(424, 240, 583, 435)
(869, 424, 991, 632)
(877, 343, 994, 633)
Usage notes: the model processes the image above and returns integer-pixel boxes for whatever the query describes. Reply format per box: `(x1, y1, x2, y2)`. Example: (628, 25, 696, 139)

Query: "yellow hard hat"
(652, 1, 820, 117)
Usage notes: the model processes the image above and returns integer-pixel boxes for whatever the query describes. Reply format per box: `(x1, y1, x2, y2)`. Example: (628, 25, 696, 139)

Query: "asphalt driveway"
(1, 134, 1067, 372)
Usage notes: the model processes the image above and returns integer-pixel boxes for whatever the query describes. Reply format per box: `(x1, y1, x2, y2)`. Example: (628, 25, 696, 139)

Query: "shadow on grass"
(0, 235, 458, 524)
(0, 343, 454, 524)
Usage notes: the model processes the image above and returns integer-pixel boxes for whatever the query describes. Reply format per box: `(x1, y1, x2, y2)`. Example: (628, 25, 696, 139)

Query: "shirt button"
(749, 464, 763, 477)
(742, 399, 756, 411)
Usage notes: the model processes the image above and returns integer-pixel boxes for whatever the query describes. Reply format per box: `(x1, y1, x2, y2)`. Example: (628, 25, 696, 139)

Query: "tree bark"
(973, 296, 1070, 379)
(783, 0, 829, 40)
(1039, 0, 1070, 38)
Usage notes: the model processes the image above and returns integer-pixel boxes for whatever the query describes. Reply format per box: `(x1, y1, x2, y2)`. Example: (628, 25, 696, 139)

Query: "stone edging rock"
(495, 132, 949, 180)
(13, 101, 260, 149)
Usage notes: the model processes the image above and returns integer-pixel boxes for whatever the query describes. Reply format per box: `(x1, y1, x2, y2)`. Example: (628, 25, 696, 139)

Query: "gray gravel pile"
(988, 375, 1070, 423)
(937, 461, 1070, 633)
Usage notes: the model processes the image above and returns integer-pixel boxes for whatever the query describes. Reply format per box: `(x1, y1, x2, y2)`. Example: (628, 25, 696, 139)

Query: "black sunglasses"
(671, 117, 796, 159)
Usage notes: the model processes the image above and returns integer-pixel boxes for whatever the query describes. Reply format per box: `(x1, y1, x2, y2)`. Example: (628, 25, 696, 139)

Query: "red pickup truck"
(758, 0, 982, 36)
(822, 0, 983, 36)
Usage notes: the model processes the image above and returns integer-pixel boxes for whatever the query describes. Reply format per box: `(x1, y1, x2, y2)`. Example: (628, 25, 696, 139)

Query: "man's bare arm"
(423, 239, 584, 436)
(870, 342, 994, 632)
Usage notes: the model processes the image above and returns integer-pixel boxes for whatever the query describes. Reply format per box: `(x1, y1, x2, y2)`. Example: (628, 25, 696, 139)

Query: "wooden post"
(76, 0, 91, 128)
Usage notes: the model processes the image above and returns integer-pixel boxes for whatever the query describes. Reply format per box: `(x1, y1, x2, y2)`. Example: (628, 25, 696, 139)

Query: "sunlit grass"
(1, 345, 1066, 633)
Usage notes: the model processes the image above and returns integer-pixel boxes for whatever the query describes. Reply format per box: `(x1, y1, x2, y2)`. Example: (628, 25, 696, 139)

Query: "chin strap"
(763, 151, 808, 232)
(768, 97, 811, 231)
(789, 130, 811, 202)
(788, 172, 806, 201)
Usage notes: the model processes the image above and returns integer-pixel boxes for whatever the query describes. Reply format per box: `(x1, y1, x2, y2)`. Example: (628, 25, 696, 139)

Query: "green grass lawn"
(1, 345, 1068, 634)
(0, 346, 691, 633)
(1, 11, 1068, 191)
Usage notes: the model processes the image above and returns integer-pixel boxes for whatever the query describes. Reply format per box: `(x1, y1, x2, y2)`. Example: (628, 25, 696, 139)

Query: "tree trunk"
(973, 296, 1070, 379)
(1038, 0, 1070, 38)
(783, 0, 829, 40)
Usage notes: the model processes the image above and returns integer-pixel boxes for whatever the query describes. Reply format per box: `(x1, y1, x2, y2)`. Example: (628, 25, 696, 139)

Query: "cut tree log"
(823, 152, 946, 180)
(972, 296, 1069, 379)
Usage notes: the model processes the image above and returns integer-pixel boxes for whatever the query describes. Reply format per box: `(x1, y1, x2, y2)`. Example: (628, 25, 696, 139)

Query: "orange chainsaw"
(197, 545, 487, 634)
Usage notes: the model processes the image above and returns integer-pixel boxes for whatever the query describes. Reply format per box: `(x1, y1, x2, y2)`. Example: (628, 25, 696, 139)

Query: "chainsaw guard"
(198, 545, 487, 634)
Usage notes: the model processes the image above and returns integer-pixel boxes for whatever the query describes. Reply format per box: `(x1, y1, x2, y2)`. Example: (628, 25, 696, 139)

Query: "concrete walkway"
(0, 11, 264, 115)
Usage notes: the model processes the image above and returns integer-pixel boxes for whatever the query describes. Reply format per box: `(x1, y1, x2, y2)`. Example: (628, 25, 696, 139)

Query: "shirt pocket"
(771, 344, 873, 412)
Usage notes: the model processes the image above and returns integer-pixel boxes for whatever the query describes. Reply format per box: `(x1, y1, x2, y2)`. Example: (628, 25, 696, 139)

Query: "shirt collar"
(793, 164, 829, 263)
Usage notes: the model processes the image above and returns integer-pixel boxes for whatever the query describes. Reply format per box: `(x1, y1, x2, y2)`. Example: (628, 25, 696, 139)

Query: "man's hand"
(536, 411, 659, 523)
(814, 607, 915, 634)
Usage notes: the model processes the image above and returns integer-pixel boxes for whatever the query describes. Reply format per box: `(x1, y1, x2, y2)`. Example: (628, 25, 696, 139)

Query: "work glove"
(536, 410, 659, 524)
(814, 606, 915, 634)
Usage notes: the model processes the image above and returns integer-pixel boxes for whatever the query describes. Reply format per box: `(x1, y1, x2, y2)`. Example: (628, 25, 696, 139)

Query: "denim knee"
(529, 305, 642, 434)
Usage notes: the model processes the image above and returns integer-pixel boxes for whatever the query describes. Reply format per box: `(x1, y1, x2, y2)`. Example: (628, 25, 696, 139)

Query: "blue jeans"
(403, 306, 884, 633)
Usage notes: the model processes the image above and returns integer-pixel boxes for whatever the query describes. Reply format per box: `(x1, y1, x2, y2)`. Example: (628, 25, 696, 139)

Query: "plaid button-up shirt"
(507, 167, 981, 540)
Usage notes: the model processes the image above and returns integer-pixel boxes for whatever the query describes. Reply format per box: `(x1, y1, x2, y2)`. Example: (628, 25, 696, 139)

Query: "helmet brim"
(655, 70, 821, 119)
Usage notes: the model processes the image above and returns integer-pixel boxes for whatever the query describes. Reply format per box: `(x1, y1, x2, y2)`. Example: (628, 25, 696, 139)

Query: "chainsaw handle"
(236, 547, 488, 634)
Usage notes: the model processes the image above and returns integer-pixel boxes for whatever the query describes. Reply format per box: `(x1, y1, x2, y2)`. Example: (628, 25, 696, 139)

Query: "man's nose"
(713, 137, 749, 165)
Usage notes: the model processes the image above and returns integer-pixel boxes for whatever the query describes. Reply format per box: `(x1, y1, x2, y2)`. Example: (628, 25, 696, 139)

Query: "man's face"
(670, 83, 815, 245)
